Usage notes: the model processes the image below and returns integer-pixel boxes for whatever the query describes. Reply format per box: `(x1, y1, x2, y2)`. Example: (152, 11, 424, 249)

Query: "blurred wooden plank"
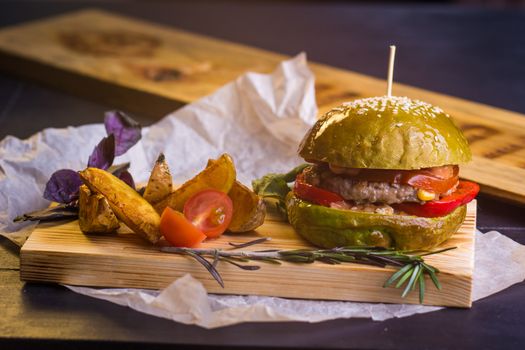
(0, 9, 523, 204)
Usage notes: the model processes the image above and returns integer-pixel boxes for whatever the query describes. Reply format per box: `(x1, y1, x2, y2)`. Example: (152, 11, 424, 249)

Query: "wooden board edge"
(20, 201, 476, 308)
(19, 248, 473, 308)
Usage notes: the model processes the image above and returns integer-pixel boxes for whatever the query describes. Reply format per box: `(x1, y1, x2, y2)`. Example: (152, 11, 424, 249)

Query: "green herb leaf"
(252, 174, 291, 200)
(220, 257, 260, 271)
(252, 164, 309, 220)
(419, 246, 457, 256)
(259, 258, 282, 265)
(395, 265, 415, 288)
(228, 237, 271, 249)
(418, 273, 426, 303)
(421, 261, 440, 274)
(282, 164, 309, 182)
(424, 264, 442, 290)
(412, 264, 423, 291)
(384, 263, 413, 287)
(402, 264, 421, 298)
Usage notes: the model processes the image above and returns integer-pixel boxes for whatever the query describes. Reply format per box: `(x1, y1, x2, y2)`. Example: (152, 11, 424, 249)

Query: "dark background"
(1, 1, 525, 349)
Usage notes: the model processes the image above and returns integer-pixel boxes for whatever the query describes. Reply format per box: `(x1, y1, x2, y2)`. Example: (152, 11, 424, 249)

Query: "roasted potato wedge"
(79, 168, 161, 244)
(79, 185, 120, 233)
(206, 158, 266, 232)
(154, 153, 236, 213)
(143, 153, 173, 205)
(227, 181, 266, 232)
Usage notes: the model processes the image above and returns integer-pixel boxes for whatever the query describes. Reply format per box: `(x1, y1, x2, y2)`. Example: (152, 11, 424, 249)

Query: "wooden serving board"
(20, 201, 476, 308)
(0, 11, 523, 205)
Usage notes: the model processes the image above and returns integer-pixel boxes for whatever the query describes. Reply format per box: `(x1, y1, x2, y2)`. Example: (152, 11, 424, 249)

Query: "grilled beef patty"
(303, 165, 420, 204)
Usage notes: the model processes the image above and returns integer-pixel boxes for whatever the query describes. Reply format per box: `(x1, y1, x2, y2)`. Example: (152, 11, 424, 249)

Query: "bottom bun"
(286, 193, 466, 250)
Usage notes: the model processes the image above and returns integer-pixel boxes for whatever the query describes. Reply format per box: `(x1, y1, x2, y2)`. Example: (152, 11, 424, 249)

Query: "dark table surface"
(1, 1, 525, 349)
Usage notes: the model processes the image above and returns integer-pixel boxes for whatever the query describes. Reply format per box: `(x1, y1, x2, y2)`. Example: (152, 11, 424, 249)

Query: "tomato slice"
(183, 189, 233, 238)
(329, 164, 459, 195)
(395, 181, 479, 218)
(294, 173, 345, 206)
(160, 207, 206, 247)
(407, 174, 459, 194)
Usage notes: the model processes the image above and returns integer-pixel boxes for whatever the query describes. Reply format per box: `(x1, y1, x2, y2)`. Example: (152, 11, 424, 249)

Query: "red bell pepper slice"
(294, 173, 344, 206)
(395, 181, 479, 218)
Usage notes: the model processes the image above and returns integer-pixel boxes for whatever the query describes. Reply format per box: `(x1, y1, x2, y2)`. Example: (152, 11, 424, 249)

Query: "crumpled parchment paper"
(1, 53, 524, 328)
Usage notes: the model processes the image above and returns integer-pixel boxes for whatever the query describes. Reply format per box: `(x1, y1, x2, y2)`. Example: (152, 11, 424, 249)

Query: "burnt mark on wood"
(125, 61, 212, 83)
(315, 83, 360, 106)
(483, 135, 525, 160)
(134, 65, 182, 82)
(315, 83, 332, 93)
(458, 124, 500, 144)
(58, 30, 161, 57)
(459, 124, 525, 159)
(484, 143, 524, 159)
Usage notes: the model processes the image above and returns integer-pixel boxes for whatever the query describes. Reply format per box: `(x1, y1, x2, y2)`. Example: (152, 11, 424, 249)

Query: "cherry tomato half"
(160, 207, 207, 247)
(183, 189, 233, 238)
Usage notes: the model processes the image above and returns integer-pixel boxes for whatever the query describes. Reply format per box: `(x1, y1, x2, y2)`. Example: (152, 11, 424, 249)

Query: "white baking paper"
(1, 53, 524, 328)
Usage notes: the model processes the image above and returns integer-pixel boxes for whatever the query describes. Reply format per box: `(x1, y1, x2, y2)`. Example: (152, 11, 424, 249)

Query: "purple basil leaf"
(104, 111, 142, 156)
(87, 134, 115, 170)
(43, 169, 83, 204)
(107, 162, 130, 177)
(118, 170, 135, 189)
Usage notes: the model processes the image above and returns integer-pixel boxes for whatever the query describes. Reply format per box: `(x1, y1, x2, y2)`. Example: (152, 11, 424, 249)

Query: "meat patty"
(303, 165, 420, 204)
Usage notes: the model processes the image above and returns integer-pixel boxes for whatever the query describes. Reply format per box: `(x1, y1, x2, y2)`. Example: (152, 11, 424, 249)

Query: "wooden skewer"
(387, 45, 396, 97)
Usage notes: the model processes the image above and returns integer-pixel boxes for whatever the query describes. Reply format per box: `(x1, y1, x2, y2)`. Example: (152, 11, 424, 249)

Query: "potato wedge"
(78, 185, 120, 233)
(227, 181, 266, 232)
(79, 168, 161, 244)
(206, 158, 266, 232)
(154, 154, 236, 213)
(143, 153, 173, 205)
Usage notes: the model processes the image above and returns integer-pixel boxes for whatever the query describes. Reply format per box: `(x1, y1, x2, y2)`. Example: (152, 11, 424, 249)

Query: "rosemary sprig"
(228, 237, 272, 249)
(161, 238, 456, 303)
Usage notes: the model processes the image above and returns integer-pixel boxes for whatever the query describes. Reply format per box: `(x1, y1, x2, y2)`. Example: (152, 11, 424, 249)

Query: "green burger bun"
(299, 96, 471, 170)
(289, 96, 472, 250)
(286, 193, 466, 250)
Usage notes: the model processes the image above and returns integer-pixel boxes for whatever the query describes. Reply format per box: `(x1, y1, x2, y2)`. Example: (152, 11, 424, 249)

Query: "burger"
(286, 96, 479, 250)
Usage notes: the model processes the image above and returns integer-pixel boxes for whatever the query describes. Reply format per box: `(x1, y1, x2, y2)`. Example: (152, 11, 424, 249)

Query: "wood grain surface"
(0, 10, 523, 205)
(20, 201, 476, 308)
